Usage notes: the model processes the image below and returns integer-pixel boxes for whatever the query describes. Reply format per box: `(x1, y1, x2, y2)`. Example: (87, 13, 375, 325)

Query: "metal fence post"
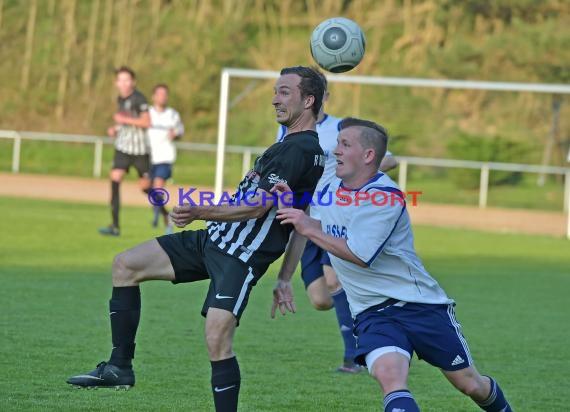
(564, 172, 570, 212)
(398, 159, 408, 192)
(93, 139, 103, 178)
(241, 149, 252, 177)
(479, 164, 489, 208)
(12, 133, 21, 173)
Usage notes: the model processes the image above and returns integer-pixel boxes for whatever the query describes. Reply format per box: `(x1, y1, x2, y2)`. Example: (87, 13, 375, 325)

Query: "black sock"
(108, 286, 140, 368)
(211, 357, 240, 412)
(111, 181, 120, 229)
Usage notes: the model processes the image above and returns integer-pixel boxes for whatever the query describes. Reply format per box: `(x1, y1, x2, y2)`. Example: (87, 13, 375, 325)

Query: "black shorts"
(112, 150, 150, 178)
(156, 229, 263, 323)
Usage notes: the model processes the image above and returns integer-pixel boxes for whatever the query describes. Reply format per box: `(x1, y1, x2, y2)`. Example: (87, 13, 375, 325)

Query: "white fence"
(1, 129, 570, 238)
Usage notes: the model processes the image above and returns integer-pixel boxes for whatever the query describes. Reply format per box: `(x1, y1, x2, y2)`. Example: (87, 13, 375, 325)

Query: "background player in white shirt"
(148, 84, 184, 234)
(274, 71, 399, 373)
(275, 118, 513, 412)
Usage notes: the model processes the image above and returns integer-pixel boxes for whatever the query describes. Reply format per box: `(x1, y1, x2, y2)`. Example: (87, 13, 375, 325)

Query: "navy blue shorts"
(151, 163, 173, 181)
(300, 239, 331, 288)
(353, 302, 473, 372)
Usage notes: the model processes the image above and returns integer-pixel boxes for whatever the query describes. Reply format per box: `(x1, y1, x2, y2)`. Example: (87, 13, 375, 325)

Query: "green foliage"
(0, 0, 568, 162)
(446, 133, 533, 188)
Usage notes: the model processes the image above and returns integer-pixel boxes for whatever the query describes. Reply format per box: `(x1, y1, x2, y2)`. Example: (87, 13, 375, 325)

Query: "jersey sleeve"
(346, 188, 406, 266)
(257, 145, 308, 193)
(135, 92, 149, 113)
(173, 110, 184, 136)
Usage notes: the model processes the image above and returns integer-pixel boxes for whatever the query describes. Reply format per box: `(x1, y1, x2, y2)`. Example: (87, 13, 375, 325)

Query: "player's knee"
(309, 293, 333, 311)
(205, 327, 233, 360)
(112, 253, 136, 285)
(372, 360, 408, 393)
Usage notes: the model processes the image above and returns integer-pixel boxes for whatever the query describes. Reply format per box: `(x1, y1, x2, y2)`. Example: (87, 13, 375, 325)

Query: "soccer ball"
(310, 17, 366, 73)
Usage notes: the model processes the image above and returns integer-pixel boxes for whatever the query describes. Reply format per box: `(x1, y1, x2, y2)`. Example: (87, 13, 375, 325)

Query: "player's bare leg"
(306, 277, 333, 310)
(442, 366, 512, 411)
(99, 168, 126, 236)
(205, 308, 240, 412)
(67, 239, 175, 389)
(369, 352, 420, 412)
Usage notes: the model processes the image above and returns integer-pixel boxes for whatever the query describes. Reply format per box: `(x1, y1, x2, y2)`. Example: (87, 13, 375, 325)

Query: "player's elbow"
(251, 205, 271, 219)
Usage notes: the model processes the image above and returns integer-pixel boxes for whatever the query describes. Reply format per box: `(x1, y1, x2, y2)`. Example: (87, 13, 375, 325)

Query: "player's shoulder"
(361, 173, 402, 194)
(318, 113, 342, 131)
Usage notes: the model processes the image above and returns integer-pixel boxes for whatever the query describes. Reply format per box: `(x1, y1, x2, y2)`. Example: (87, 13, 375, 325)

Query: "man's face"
(115, 72, 135, 97)
(272, 74, 305, 126)
(153, 87, 169, 107)
(334, 127, 367, 181)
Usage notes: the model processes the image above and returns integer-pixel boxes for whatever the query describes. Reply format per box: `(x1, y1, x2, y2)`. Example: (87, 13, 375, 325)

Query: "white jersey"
(319, 173, 453, 317)
(148, 106, 184, 164)
(276, 115, 393, 220)
(276, 114, 340, 220)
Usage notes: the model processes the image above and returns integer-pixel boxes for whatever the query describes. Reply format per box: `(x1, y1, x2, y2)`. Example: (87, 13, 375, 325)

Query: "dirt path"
(1, 173, 567, 237)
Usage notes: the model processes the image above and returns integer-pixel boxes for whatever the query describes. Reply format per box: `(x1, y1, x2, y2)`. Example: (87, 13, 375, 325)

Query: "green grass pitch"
(1, 196, 568, 411)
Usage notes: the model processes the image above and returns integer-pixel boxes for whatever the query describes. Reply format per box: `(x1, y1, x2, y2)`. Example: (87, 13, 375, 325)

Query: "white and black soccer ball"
(310, 17, 366, 73)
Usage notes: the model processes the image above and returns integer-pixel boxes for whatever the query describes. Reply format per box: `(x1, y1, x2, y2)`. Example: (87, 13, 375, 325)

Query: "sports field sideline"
(1, 194, 568, 411)
(0, 173, 566, 238)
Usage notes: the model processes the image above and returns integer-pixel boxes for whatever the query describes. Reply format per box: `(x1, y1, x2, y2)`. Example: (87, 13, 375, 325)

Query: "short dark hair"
(115, 66, 136, 79)
(280, 66, 325, 118)
(312, 66, 328, 91)
(340, 117, 388, 168)
(153, 83, 169, 93)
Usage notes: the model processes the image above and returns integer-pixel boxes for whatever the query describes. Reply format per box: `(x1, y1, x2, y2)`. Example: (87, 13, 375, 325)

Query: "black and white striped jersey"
(207, 130, 325, 269)
(114, 89, 149, 156)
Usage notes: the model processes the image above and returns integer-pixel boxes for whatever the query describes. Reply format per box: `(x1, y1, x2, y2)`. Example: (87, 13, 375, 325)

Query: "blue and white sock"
(331, 289, 356, 363)
(476, 376, 512, 412)
(384, 389, 420, 412)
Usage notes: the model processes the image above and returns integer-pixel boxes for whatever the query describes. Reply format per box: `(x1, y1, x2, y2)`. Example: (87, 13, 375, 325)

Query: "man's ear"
(304, 95, 315, 110)
(363, 148, 376, 165)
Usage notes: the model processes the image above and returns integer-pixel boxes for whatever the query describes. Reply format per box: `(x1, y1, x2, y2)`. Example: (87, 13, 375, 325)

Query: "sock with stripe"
(331, 288, 356, 363)
(108, 286, 140, 368)
(476, 376, 512, 412)
(384, 389, 420, 412)
(211, 357, 240, 412)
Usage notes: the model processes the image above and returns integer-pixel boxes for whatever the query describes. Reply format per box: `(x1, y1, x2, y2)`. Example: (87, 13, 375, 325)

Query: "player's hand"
(168, 129, 178, 140)
(170, 204, 198, 228)
(113, 112, 130, 124)
(107, 126, 117, 138)
(271, 182, 294, 209)
(276, 208, 317, 236)
(271, 279, 296, 318)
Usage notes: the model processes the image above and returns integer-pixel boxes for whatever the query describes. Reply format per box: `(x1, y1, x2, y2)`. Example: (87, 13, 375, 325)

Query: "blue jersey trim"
(319, 183, 331, 202)
(340, 173, 384, 191)
(316, 113, 329, 126)
(364, 186, 406, 201)
(365, 205, 407, 266)
(277, 125, 287, 142)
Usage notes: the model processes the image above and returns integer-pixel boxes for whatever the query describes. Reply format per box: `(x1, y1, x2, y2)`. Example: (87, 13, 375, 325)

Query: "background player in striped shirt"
(68, 66, 325, 412)
(274, 70, 399, 373)
(275, 118, 513, 412)
(148, 83, 185, 234)
(99, 66, 152, 236)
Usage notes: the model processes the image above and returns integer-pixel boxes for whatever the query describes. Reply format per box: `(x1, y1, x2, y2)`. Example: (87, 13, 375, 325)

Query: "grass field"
(1, 196, 569, 411)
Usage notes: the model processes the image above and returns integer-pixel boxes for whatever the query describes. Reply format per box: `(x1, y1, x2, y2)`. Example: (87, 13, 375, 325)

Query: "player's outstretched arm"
(276, 208, 367, 268)
(270, 230, 306, 318)
(379, 154, 398, 172)
(170, 188, 279, 227)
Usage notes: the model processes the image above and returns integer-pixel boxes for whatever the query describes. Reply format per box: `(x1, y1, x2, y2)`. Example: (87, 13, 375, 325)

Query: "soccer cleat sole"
(71, 384, 132, 391)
